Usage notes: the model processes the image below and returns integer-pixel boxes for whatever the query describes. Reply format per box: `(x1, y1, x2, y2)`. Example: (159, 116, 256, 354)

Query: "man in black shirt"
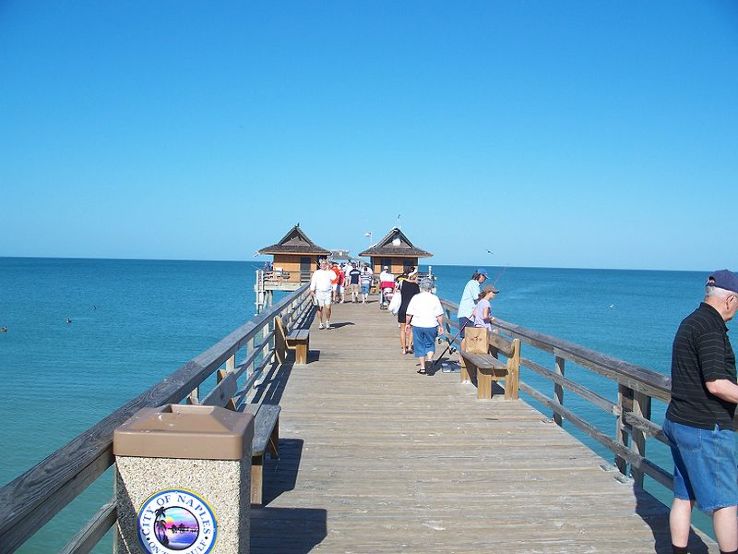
(664, 270, 738, 554)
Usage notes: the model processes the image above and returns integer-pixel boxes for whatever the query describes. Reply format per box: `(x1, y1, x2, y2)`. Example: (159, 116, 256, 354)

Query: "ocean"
(0, 258, 726, 551)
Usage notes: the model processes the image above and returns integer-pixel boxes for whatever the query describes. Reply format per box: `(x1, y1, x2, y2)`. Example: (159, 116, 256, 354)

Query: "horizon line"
(0, 255, 712, 274)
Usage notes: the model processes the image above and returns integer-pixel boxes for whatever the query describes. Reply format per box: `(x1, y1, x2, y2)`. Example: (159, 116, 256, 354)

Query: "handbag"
(388, 290, 402, 314)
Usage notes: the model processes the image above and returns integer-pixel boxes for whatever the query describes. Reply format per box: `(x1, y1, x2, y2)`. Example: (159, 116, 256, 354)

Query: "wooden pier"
(251, 301, 715, 553)
(0, 286, 721, 553)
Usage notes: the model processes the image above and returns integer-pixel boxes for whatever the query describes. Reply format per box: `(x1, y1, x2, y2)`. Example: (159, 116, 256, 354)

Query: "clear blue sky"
(1, 1, 736, 270)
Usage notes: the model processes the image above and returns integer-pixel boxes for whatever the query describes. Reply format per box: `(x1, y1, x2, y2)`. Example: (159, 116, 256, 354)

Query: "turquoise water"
(0, 258, 726, 550)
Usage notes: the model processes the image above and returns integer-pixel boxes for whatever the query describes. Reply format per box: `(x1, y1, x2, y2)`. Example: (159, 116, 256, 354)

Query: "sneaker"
(325, 322, 331, 329)
(319, 323, 324, 329)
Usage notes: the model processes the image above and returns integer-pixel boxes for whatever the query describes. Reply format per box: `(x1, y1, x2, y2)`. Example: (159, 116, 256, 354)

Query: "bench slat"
(244, 404, 281, 456)
(287, 329, 309, 341)
(488, 333, 514, 357)
(460, 351, 506, 370)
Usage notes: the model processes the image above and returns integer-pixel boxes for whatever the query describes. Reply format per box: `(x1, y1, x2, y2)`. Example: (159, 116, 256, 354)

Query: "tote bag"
(388, 290, 402, 314)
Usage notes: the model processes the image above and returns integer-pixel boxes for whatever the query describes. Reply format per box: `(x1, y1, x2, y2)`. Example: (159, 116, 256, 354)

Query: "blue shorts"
(663, 417, 738, 512)
(360, 284, 370, 294)
(412, 326, 438, 357)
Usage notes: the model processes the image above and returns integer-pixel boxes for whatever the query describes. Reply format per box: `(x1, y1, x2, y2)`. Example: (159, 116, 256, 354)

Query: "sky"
(1, 1, 737, 271)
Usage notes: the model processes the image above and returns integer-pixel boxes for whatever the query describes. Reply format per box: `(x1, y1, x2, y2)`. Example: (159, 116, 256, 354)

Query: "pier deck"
(250, 301, 716, 553)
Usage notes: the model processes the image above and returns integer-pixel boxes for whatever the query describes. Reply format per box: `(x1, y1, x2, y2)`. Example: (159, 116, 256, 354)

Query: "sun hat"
(708, 270, 738, 294)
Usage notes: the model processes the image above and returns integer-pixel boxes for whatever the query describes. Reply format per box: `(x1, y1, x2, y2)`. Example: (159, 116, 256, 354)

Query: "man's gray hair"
(706, 285, 737, 299)
(420, 277, 434, 291)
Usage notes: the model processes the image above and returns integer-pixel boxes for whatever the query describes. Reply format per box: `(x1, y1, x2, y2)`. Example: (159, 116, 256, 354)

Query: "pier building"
(359, 227, 432, 275)
(255, 224, 331, 309)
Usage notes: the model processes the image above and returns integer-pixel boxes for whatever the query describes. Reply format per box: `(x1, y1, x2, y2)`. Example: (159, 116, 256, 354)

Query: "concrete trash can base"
(113, 404, 254, 554)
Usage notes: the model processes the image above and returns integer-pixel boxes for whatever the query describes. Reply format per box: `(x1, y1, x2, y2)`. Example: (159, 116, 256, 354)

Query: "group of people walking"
(390, 267, 499, 375)
(309, 259, 376, 329)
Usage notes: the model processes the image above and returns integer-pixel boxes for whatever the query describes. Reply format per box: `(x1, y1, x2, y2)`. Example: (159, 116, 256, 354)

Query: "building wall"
(272, 254, 321, 283)
(371, 257, 419, 276)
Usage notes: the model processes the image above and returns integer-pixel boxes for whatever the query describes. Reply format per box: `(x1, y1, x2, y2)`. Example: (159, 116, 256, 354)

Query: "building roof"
(358, 227, 432, 258)
(258, 224, 331, 256)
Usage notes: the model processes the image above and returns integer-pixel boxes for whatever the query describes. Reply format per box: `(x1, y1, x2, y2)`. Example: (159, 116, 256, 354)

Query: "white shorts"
(315, 291, 332, 307)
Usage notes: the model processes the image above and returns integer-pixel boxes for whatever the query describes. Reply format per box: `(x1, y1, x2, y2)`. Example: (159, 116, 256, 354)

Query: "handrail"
(0, 284, 311, 553)
(439, 297, 673, 491)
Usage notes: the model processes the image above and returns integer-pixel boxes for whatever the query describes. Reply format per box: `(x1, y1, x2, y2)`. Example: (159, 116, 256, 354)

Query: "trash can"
(113, 404, 254, 554)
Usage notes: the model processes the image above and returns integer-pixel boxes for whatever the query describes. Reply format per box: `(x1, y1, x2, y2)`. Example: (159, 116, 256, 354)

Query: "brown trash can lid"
(113, 404, 254, 461)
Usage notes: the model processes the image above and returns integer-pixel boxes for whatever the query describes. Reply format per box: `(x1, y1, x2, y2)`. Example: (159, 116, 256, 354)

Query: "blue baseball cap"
(708, 270, 738, 294)
(477, 268, 488, 277)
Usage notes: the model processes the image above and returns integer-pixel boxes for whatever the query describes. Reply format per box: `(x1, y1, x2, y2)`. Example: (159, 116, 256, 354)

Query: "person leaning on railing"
(471, 285, 499, 332)
(456, 269, 489, 339)
(662, 269, 738, 554)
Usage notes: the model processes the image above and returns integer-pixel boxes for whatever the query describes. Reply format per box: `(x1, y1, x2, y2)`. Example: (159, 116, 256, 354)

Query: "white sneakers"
(319, 323, 324, 329)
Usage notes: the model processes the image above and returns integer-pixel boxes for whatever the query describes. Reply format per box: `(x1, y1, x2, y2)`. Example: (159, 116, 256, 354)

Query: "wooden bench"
(201, 376, 281, 505)
(275, 316, 310, 365)
(244, 403, 281, 506)
(460, 327, 521, 400)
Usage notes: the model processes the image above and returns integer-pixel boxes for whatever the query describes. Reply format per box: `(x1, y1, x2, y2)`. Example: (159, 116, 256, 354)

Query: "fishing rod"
(432, 319, 470, 370)
(492, 265, 507, 287)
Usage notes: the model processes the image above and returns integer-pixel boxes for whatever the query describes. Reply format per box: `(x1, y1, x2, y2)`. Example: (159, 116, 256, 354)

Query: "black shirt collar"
(699, 302, 728, 332)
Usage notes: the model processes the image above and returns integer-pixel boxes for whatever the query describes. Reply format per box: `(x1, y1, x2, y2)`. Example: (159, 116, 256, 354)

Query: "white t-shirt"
(406, 291, 444, 328)
(379, 270, 394, 283)
(310, 269, 334, 293)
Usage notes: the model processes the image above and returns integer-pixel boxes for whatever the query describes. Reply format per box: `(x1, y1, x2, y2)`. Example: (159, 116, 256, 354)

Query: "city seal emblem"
(137, 489, 217, 554)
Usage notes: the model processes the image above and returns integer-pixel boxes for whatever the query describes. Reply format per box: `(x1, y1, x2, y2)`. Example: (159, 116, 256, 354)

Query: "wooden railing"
(0, 285, 313, 554)
(440, 299, 673, 491)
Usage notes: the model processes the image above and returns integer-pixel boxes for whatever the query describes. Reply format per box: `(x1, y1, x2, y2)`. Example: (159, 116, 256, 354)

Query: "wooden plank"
(287, 329, 310, 341)
(201, 372, 238, 407)
(459, 351, 506, 370)
(521, 355, 619, 416)
(59, 501, 116, 554)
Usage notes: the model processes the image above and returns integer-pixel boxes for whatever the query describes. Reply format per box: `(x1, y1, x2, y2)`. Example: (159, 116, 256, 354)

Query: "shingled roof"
(359, 227, 432, 258)
(258, 224, 331, 256)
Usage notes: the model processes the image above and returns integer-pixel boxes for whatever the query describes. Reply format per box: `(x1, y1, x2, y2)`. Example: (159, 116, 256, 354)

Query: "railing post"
(508, 338, 521, 400)
(631, 391, 651, 487)
(553, 355, 565, 427)
(615, 384, 634, 476)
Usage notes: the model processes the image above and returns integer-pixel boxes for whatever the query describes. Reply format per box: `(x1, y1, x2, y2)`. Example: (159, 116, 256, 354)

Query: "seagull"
(65, 317, 72, 324)
(487, 250, 494, 254)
